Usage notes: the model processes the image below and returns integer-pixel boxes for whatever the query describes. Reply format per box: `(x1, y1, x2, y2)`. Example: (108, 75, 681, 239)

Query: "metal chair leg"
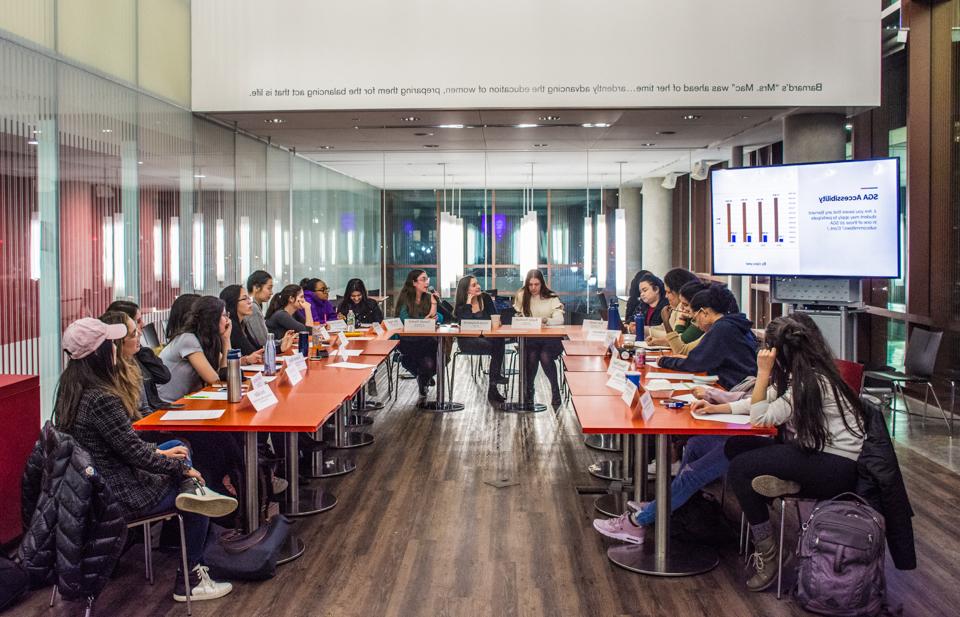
(177, 514, 192, 615)
(49, 584, 57, 607)
(448, 353, 458, 399)
(143, 522, 153, 583)
(84, 596, 94, 617)
(777, 498, 786, 600)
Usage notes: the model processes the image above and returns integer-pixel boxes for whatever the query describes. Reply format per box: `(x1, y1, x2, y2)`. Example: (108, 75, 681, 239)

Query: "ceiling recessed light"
(656, 130, 676, 135)
(639, 143, 656, 147)
(437, 124, 465, 129)
(740, 115, 751, 119)
(264, 118, 285, 124)
(353, 125, 359, 130)
(101, 128, 113, 133)
(582, 122, 611, 128)
(515, 123, 539, 129)
(413, 132, 434, 137)
(538, 115, 560, 121)
(423, 144, 439, 148)
(682, 114, 702, 120)
(401, 116, 420, 122)
(533, 143, 548, 148)
(317, 145, 333, 150)
(844, 123, 853, 131)
(193, 174, 206, 178)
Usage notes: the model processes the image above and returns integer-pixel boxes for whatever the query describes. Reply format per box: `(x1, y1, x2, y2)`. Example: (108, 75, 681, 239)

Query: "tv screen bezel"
(709, 156, 902, 279)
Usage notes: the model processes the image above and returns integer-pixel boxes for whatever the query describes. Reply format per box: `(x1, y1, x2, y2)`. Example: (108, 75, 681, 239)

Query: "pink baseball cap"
(62, 318, 128, 359)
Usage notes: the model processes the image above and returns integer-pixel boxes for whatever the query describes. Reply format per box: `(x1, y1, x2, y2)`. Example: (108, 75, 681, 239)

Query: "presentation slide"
(191, 0, 879, 111)
(711, 159, 900, 278)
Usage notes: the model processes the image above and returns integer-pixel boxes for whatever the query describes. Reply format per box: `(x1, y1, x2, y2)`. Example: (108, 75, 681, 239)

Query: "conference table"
(134, 335, 395, 564)
(567, 350, 776, 577)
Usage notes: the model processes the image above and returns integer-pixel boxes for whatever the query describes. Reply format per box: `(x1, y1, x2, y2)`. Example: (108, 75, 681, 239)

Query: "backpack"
(795, 493, 886, 616)
(202, 515, 292, 581)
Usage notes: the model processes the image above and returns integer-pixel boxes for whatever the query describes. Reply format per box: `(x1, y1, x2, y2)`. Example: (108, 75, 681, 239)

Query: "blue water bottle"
(634, 310, 645, 336)
(607, 297, 623, 331)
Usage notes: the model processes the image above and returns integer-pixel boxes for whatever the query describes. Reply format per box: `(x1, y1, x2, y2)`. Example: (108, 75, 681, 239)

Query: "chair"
(51, 511, 192, 616)
(141, 322, 161, 349)
(863, 327, 948, 435)
(367, 288, 381, 297)
(597, 292, 609, 321)
(834, 358, 865, 394)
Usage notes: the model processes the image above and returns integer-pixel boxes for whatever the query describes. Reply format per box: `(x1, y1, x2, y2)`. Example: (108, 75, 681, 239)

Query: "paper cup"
(491, 315, 501, 328)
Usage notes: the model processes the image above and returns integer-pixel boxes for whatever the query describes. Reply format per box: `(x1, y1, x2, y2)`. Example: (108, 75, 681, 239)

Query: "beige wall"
(0, 0, 55, 47)
(57, 0, 137, 82)
(138, 0, 190, 105)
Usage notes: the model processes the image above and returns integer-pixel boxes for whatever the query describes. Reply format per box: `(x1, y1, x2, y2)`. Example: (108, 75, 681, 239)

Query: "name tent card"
(403, 318, 436, 332)
(586, 330, 610, 342)
(582, 319, 606, 332)
(382, 318, 403, 331)
(607, 357, 630, 376)
(337, 332, 349, 347)
(317, 327, 331, 342)
(249, 372, 266, 390)
(248, 384, 279, 412)
(640, 391, 656, 421)
(621, 379, 639, 407)
(289, 352, 308, 372)
(326, 319, 347, 332)
(510, 317, 542, 330)
(460, 319, 492, 332)
(285, 362, 304, 385)
(605, 372, 627, 392)
(372, 322, 385, 336)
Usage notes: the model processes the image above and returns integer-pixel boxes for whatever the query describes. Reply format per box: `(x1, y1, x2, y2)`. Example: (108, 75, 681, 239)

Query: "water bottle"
(298, 331, 309, 356)
(607, 297, 623, 332)
(634, 311, 645, 337)
(346, 309, 356, 332)
(226, 349, 242, 402)
(263, 333, 277, 376)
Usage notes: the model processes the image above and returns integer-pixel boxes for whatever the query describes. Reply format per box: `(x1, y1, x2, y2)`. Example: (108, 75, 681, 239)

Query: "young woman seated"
(657, 284, 758, 390)
(513, 269, 565, 409)
(265, 284, 315, 340)
(656, 280, 708, 355)
(105, 300, 171, 415)
(244, 270, 274, 346)
(627, 273, 670, 334)
(395, 269, 440, 397)
(165, 293, 200, 342)
(646, 268, 700, 345)
(725, 315, 866, 592)
(220, 284, 295, 360)
(453, 275, 508, 404)
(624, 270, 652, 324)
(300, 277, 338, 325)
(56, 318, 236, 602)
(337, 278, 384, 324)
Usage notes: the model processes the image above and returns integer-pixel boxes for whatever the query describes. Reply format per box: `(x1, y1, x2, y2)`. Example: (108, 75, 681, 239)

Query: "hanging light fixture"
(615, 162, 627, 295)
(596, 174, 607, 290)
(519, 163, 538, 279)
(438, 164, 465, 295)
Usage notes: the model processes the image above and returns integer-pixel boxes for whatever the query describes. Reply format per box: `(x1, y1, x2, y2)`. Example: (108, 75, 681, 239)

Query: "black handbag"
(201, 516, 292, 581)
(0, 556, 29, 611)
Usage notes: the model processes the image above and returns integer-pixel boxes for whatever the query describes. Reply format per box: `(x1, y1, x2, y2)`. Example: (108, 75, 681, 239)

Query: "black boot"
(488, 385, 506, 404)
(417, 375, 429, 396)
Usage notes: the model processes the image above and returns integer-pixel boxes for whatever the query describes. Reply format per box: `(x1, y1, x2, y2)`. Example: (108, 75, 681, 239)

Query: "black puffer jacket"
(19, 422, 128, 599)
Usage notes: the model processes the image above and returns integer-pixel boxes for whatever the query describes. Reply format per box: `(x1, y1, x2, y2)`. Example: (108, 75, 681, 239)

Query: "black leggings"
(456, 337, 505, 382)
(398, 337, 438, 379)
(524, 337, 563, 396)
(725, 437, 859, 526)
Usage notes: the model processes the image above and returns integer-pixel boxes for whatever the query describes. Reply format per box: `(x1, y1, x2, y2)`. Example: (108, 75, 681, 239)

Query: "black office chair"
(483, 288, 498, 297)
(864, 327, 949, 435)
(596, 292, 609, 321)
(367, 288, 381, 297)
(141, 322, 161, 348)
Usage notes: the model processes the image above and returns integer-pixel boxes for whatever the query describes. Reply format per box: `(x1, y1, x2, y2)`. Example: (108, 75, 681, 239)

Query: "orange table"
(562, 355, 610, 372)
(571, 384, 775, 577)
(562, 340, 610, 356)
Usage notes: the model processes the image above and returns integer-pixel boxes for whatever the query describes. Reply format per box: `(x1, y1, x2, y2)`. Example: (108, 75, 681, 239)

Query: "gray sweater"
(245, 301, 269, 347)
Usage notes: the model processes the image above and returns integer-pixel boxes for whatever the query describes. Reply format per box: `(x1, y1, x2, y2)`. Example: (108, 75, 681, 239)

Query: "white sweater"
(749, 378, 864, 461)
(513, 291, 564, 325)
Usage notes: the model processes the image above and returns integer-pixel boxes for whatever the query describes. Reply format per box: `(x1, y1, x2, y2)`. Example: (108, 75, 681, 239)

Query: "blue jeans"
(634, 435, 730, 526)
(141, 440, 208, 567)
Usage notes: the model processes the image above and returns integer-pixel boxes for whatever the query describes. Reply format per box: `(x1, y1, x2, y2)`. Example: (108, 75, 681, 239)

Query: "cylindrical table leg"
(653, 433, 670, 571)
(634, 435, 647, 504)
(243, 433, 259, 533)
(283, 431, 337, 517)
(500, 335, 545, 413)
(418, 335, 465, 412)
(329, 399, 374, 449)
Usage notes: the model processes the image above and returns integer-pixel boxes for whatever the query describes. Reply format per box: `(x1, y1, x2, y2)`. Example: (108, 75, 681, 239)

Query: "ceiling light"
(581, 122, 611, 128)
(740, 115, 751, 119)
(353, 125, 359, 130)
(424, 144, 440, 148)
(639, 143, 656, 147)
(27, 139, 38, 146)
(137, 160, 143, 165)
(264, 118, 286, 124)
(682, 114, 702, 120)
(437, 124, 464, 129)
(101, 128, 113, 133)
(401, 116, 420, 122)
(533, 143, 548, 148)
(656, 130, 676, 135)
(193, 174, 206, 178)
(515, 123, 539, 128)
(538, 115, 560, 121)
(414, 132, 434, 137)
(317, 145, 333, 150)
(844, 123, 853, 131)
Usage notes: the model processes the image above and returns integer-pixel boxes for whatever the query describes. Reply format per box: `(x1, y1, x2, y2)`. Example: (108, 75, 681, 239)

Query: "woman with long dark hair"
(634, 273, 670, 328)
(265, 284, 314, 339)
(726, 316, 866, 592)
(624, 270, 652, 323)
(337, 278, 383, 324)
(645, 268, 700, 342)
(395, 269, 439, 397)
(513, 269, 564, 409)
(55, 318, 236, 602)
(165, 293, 200, 341)
(660, 280, 708, 355)
(454, 275, 507, 403)
(220, 284, 295, 360)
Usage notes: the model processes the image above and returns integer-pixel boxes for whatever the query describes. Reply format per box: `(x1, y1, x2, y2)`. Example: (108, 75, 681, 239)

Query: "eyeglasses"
(316, 287, 329, 293)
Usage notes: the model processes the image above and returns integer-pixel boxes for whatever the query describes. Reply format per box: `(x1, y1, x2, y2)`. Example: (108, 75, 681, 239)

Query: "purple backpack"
(795, 493, 886, 616)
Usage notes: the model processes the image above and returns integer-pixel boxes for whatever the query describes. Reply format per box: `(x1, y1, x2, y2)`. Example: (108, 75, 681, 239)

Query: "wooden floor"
(13, 368, 960, 617)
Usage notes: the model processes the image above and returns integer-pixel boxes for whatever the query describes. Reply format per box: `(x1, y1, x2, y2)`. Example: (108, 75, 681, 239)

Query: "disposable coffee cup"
(491, 315, 501, 328)
(623, 334, 636, 348)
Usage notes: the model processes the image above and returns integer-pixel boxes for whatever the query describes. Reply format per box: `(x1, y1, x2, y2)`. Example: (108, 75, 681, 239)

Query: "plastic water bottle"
(607, 297, 623, 332)
(263, 333, 277, 376)
(346, 310, 356, 332)
(226, 349, 242, 402)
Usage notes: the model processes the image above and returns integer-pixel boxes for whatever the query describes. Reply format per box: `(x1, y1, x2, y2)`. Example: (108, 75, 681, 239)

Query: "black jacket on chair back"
(19, 422, 128, 600)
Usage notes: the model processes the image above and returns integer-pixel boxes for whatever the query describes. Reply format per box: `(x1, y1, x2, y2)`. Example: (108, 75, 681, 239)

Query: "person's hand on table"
(691, 386, 707, 399)
(690, 400, 726, 414)
(185, 467, 205, 485)
(243, 349, 264, 365)
(157, 445, 189, 459)
(279, 330, 297, 353)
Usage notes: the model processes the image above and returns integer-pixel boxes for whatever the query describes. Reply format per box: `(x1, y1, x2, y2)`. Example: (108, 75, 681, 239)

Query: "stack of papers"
(644, 379, 676, 392)
(161, 409, 225, 421)
(185, 391, 230, 401)
(691, 412, 752, 425)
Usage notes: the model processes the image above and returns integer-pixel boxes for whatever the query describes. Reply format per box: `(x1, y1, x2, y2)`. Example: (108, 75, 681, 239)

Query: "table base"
(499, 402, 547, 414)
(283, 485, 337, 517)
(588, 459, 626, 482)
(328, 430, 374, 449)
(584, 434, 621, 452)
(417, 401, 465, 412)
(607, 540, 719, 577)
(594, 492, 635, 518)
(354, 400, 384, 412)
(346, 414, 374, 426)
(305, 453, 356, 478)
(276, 535, 306, 565)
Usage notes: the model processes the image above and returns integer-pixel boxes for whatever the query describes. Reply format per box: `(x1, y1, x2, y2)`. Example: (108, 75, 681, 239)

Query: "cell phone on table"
(160, 403, 185, 409)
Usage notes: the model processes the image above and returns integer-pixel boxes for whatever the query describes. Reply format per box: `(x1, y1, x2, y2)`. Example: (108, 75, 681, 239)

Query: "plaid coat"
(64, 389, 186, 518)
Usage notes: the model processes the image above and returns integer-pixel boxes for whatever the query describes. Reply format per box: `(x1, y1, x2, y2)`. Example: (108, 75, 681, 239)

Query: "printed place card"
(372, 322, 385, 336)
(285, 362, 303, 385)
(326, 319, 347, 332)
(586, 329, 610, 342)
(317, 327, 331, 342)
(621, 379, 639, 407)
(582, 319, 607, 332)
(403, 318, 436, 332)
(607, 357, 630, 376)
(382, 318, 403, 331)
(249, 372, 266, 390)
(510, 317, 542, 330)
(640, 391, 656, 422)
(290, 352, 307, 372)
(248, 384, 278, 412)
(605, 372, 626, 392)
(460, 319, 492, 332)
(337, 332, 349, 347)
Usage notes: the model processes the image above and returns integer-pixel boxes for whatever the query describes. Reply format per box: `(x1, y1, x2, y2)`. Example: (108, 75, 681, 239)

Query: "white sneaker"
(172, 564, 233, 602)
(176, 479, 238, 518)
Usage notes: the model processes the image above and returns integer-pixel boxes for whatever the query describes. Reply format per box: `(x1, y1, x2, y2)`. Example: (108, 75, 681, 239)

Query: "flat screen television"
(709, 158, 901, 278)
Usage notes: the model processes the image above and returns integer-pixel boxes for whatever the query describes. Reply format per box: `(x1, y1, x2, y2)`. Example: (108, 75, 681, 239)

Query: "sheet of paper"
(337, 349, 363, 357)
(263, 376, 277, 383)
(348, 336, 376, 341)
(644, 372, 699, 381)
(644, 379, 676, 392)
(674, 393, 699, 403)
(326, 319, 347, 332)
(242, 362, 281, 372)
(640, 392, 656, 421)
(327, 362, 377, 369)
(382, 318, 403, 331)
(691, 412, 752, 425)
(337, 332, 349, 347)
(161, 409, 225, 421)
(185, 391, 229, 401)
(639, 342, 671, 350)
(404, 318, 436, 332)
(248, 384, 279, 411)
(510, 317, 542, 330)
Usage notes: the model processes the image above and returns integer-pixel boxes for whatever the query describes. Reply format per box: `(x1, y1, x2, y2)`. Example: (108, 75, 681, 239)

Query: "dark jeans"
(725, 437, 859, 526)
(524, 337, 563, 397)
(398, 337, 438, 379)
(178, 432, 244, 497)
(456, 337, 505, 385)
(140, 440, 208, 568)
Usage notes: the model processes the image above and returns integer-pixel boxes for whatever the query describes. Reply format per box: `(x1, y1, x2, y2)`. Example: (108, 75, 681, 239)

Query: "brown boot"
(745, 535, 780, 592)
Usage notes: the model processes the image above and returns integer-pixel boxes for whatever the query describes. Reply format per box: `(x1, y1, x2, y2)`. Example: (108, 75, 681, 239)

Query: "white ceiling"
(205, 107, 811, 188)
